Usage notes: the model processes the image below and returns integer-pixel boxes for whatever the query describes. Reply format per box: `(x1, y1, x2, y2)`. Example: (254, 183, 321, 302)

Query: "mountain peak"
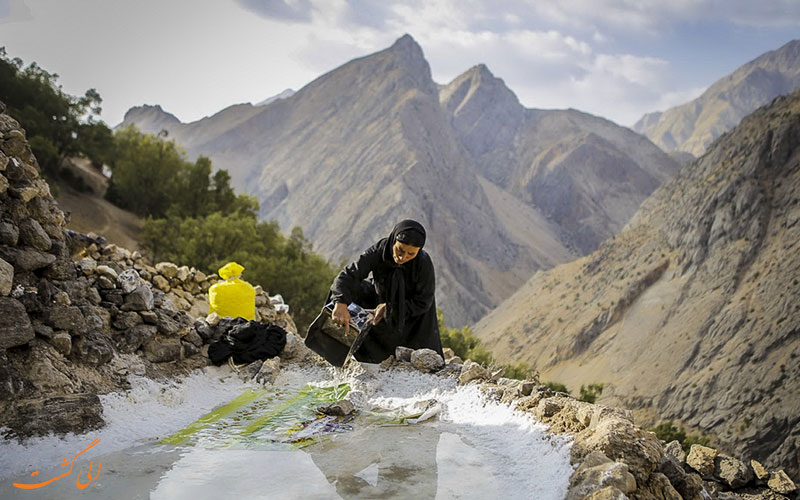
(387, 34, 426, 63)
(118, 104, 181, 131)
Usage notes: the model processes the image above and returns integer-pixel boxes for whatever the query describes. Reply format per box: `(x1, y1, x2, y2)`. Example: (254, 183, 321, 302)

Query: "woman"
(328, 219, 442, 363)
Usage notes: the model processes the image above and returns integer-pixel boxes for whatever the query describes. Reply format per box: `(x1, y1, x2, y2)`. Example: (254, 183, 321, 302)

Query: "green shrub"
(579, 383, 604, 404)
(545, 381, 569, 394)
(648, 421, 709, 453)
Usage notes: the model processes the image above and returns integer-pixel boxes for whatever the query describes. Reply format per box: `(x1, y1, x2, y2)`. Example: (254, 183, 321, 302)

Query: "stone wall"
(0, 102, 295, 438)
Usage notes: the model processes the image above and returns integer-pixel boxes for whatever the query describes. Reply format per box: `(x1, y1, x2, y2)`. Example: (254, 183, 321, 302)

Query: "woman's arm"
(330, 242, 381, 306)
(404, 253, 435, 317)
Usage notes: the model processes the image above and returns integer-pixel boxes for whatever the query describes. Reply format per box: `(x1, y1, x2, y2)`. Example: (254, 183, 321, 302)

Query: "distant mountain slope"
(474, 90, 800, 475)
(120, 35, 677, 324)
(634, 39, 800, 157)
(441, 64, 680, 254)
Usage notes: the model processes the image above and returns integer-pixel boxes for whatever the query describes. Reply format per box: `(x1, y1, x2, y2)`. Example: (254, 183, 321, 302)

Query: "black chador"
(329, 220, 443, 363)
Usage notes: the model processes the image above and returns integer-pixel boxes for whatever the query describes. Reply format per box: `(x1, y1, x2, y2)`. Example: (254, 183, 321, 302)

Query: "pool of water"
(0, 364, 573, 499)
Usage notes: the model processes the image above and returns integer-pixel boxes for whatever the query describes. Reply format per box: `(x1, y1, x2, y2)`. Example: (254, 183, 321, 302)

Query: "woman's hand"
(332, 302, 351, 335)
(372, 303, 387, 325)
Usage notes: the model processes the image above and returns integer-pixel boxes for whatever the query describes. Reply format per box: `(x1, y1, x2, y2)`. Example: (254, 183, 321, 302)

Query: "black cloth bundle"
(208, 320, 287, 366)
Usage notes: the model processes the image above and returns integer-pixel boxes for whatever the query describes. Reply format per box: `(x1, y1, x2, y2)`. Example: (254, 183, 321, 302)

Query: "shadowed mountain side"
(634, 39, 800, 157)
(441, 64, 681, 254)
(473, 90, 800, 476)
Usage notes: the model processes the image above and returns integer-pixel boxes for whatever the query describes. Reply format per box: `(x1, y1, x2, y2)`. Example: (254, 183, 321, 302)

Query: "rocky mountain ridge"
(634, 39, 800, 157)
(120, 35, 678, 324)
(474, 89, 800, 479)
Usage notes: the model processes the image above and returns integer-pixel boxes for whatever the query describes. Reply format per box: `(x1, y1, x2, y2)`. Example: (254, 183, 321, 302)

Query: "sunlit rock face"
(634, 39, 800, 157)
(475, 89, 800, 479)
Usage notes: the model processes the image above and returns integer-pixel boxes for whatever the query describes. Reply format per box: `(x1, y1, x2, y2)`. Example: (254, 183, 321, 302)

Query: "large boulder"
(1, 394, 103, 439)
(44, 305, 87, 334)
(410, 348, 445, 372)
(0, 297, 34, 349)
(18, 219, 51, 251)
(567, 450, 637, 500)
(715, 454, 754, 489)
(123, 284, 154, 311)
(687, 444, 718, 477)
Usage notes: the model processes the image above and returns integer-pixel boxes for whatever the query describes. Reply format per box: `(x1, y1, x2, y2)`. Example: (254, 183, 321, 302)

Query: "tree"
(0, 48, 111, 173)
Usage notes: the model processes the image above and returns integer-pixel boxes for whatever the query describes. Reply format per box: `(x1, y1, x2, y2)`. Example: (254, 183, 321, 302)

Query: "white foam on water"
(0, 365, 250, 479)
(1, 363, 574, 500)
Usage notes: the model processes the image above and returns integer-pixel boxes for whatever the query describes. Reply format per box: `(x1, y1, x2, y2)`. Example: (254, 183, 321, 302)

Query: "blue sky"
(1, 0, 798, 127)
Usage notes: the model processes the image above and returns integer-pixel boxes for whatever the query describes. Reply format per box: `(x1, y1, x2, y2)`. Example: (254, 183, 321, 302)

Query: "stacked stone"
(0, 104, 300, 439)
(385, 344, 799, 500)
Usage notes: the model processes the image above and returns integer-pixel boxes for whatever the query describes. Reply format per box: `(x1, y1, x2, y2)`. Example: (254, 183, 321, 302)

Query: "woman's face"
(392, 241, 420, 265)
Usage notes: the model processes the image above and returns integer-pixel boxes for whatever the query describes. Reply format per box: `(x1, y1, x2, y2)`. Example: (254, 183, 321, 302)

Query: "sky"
(1, 0, 799, 127)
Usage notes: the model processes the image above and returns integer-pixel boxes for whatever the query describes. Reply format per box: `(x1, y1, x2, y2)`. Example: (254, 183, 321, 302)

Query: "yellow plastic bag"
(208, 261, 256, 320)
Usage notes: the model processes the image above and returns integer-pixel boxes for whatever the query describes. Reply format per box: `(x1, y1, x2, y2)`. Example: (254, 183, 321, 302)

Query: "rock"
(410, 348, 445, 372)
(448, 355, 464, 364)
(182, 330, 203, 347)
(71, 331, 115, 366)
(442, 347, 455, 359)
(751, 460, 770, 482)
(2, 394, 103, 438)
(0, 173, 7, 194)
(768, 470, 797, 495)
(96, 275, 115, 289)
(2, 247, 56, 271)
(117, 269, 142, 293)
(194, 270, 207, 282)
(0, 297, 35, 349)
(176, 265, 190, 281)
(254, 357, 281, 385)
(567, 451, 637, 500)
(18, 219, 51, 251)
(585, 486, 627, 500)
(43, 259, 77, 280)
(194, 319, 213, 342)
(0, 221, 18, 245)
(44, 306, 87, 334)
(520, 380, 536, 396)
(78, 257, 97, 275)
(112, 311, 143, 330)
(96, 265, 119, 281)
(661, 453, 703, 500)
(0, 257, 13, 296)
(206, 312, 220, 326)
(139, 310, 158, 324)
(9, 185, 39, 202)
(459, 359, 491, 384)
(395, 346, 413, 362)
(317, 399, 356, 416)
(1, 129, 26, 156)
(123, 284, 154, 311)
(54, 291, 71, 306)
(182, 340, 200, 358)
(49, 331, 72, 356)
(86, 287, 102, 305)
(144, 336, 182, 363)
(715, 454, 754, 489)
(239, 360, 263, 381)
(152, 274, 170, 291)
(118, 324, 158, 354)
(155, 262, 178, 278)
(435, 364, 462, 378)
(687, 444, 718, 477)
(156, 310, 186, 335)
(664, 440, 686, 463)
(32, 320, 54, 338)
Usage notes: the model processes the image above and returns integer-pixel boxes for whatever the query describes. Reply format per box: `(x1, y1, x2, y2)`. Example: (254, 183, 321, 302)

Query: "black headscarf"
(377, 219, 427, 335)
